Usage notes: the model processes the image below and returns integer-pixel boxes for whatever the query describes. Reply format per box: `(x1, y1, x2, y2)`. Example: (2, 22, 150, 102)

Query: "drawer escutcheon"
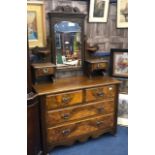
(62, 95, 72, 104)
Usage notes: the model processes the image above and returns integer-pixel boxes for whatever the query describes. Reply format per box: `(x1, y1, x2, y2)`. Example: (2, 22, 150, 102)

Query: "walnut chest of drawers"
(33, 76, 120, 154)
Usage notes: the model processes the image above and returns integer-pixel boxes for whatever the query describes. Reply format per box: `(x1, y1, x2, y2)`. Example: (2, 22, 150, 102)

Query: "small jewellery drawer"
(46, 100, 114, 127)
(35, 67, 55, 77)
(47, 114, 114, 144)
(46, 90, 83, 110)
(93, 62, 108, 70)
(85, 85, 116, 102)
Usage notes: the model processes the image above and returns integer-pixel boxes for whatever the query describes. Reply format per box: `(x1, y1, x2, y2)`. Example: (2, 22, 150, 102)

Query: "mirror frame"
(48, 11, 86, 71)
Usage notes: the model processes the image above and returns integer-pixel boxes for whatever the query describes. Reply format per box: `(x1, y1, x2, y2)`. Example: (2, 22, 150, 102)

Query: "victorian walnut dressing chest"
(33, 76, 120, 154)
(28, 4, 121, 155)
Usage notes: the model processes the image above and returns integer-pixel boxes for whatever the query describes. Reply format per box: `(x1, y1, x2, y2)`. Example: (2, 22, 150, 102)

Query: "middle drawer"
(46, 100, 114, 127)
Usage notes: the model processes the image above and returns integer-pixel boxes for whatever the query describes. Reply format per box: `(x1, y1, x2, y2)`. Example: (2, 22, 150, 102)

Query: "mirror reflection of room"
(54, 21, 82, 67)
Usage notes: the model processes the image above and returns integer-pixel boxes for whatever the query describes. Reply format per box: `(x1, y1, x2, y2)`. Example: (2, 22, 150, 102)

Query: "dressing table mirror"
(48, 6, 86, 70)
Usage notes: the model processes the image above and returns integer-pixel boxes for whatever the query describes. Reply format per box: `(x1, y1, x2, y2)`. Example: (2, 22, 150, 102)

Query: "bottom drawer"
(47, 114, 114, 144)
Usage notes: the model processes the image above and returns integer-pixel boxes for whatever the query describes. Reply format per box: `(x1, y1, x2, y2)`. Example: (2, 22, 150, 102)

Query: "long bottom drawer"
(47, 114, 114, 144)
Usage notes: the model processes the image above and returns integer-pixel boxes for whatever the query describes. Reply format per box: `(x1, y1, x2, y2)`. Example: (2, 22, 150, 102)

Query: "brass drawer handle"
(92, 88, 104, 98)
(62, 96, 71, 104)
(96, 121, 104, 127)
(62, 129, 71, 136)
(43, 68, 48, 73)
(97, 107, 104, 113)
(96, 92, 104, 97)
(61, 113, 70, 120)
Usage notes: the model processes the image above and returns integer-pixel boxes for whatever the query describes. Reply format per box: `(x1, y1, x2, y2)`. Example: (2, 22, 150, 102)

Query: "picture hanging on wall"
(117, 0, 128, 28)
(110, 49, 128, 78)
(89, 0, 110, 22)
(27, 1, 46, 48)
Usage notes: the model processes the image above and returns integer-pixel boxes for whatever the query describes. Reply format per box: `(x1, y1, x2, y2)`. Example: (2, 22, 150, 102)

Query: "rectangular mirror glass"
(54, 21, 82, 68)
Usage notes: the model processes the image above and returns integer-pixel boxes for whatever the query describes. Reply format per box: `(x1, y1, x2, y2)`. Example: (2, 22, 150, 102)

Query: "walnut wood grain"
(47, 128, 112, 151)
(47, 114, 114, 144)
(35, 76, 120, 154)
(86, 85, 116, 102)
(46, 90, 83, 110)
(46, 100, 114, 127)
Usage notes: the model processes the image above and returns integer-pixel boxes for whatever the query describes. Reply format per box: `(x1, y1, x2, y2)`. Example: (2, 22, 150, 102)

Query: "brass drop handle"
(96, 91, 104, 97)
(96, 121, 104, 127)
(62, 96, 71, 104)
(62, 113, 70, 120)
(97, 107, 104, 113)
(62, 129, 71, 136)
(43, 68, 48, 73)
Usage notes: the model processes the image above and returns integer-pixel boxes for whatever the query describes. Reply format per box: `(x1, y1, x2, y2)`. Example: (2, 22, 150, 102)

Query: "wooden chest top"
(33, 76, 121, 95)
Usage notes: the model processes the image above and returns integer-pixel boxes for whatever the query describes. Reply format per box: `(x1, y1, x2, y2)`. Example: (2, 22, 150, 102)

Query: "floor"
(50, 126, 128, 155)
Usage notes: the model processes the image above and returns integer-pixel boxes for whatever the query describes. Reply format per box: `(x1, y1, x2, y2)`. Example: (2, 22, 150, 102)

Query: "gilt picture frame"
(27, 1, 46, 48)
(89, 0, 110, 22)
(117, 0, 128, 28)
(110, 49, 128, 78)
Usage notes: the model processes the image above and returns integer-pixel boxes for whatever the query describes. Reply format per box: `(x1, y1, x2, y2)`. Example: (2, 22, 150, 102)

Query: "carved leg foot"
(92, 133, 102, 139)
(78, 136, 88, 143)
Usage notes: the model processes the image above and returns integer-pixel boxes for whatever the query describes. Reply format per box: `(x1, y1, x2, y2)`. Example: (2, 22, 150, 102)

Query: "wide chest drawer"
(86, 85, 116, 102)
(47, 114, 114, 144)
(46, 90, 83, 110)
(46, 100, 114, 127)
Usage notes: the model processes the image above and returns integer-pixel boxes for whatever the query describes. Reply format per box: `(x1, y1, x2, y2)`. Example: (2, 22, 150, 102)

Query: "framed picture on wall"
(117, 0, 128, 28)
(89, 0, 110, 22)
(27, 1, 46, 48)
(110, 48, 128, 78)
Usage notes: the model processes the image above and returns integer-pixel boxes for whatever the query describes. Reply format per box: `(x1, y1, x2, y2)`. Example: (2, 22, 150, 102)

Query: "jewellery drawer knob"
(96, 121, 104, 126)
(43, 68, 48, 73)
(109, 87, 113, 90)
(62, 113, 70, 120)
(62, 129, 71, 136)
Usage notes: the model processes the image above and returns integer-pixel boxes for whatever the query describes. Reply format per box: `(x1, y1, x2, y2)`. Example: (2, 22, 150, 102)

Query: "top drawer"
(86, 85, 116, 102)
(46, 90, 83, 110)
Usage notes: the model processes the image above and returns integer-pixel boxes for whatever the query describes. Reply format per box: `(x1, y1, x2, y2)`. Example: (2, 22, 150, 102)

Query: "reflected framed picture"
(89, 0, 110, 22)
(27, 1, 46, 48)
(110, 49, 128, 78)
(117, 0, 128, 28)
